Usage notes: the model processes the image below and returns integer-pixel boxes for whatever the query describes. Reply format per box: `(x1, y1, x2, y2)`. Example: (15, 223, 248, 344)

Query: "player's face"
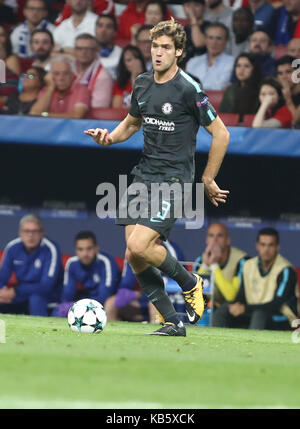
(51, 62, 74, 91)
(235, 57, 253, 82)
(256, 235, 279, 264)
(19, 221, 44, 251)
(151, 35, 181, 74)
(259, 84, 279, 107)
(206, 224, 230, 250)
(76, 239, 98, 265)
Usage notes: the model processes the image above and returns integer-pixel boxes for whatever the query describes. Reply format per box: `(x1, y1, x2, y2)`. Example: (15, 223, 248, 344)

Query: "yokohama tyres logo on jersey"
(143, 116, 175, 131)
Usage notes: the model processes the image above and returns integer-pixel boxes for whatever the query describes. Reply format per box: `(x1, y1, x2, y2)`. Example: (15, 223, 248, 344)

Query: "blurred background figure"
(252, 77, 293, 128)
(117, 0, 148, 41)
(220, 53, 261, 122)
(55, 0, 115, 27)
(112, 44, 146, 108)
(95, 13, 122, 80)
(204, 0, 233, 30)
(186, 22, 234, 90)
(227, 7, 254, 57)
(10, 0, 54, 58)
(0, 65, 45, 115)
(31, 28, 54, 71)
(276, 54, 300, 123)
(249, 0, 275, 35)
(287, 37, 300, 59)
(248, 30, 277, 76)
(134, 24, 152, 70)
(30, 56, 90, 118)
(0, 23, 21, 76)
(74, 33, 113, 109)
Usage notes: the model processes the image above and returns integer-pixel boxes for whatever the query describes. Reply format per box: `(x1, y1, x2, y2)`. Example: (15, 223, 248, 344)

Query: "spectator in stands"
(95, 14, 122, 80)
(10, 0, 54, 58)
(0, 0, 16, 25)
(248, 30, 277, 76)
(74, 33, 113, 108)
(186, 22, 234, 90)
(0, 214, 62, 316)
(252, 77, 293, 128)
(220, 53, 261, 121)
(287, 37, 300, 59)
(55, 0, 115, 27)
(0, 24, 21, 76)
(53, 0, 98, 55)
(112, 45, 146, 108)
(113, 240, 184, 323)
(227, 7, 254, 57)
(203, 0, 233, 30)
(182, 0, 209, 65)
(117, 0, 148, 41)
(212, 228, 299, 330)
(134, 25, 153, 71)
(0, 65, 45, 115)
(276, 55, 300, 123)
(31, 28, 54, 72)
(193, 223, 249, 311)
(29, 56, 90, 118)
(248, 0, 275, 35)
(145, 0, 169, 27)
(272, 0, 300, 45)
(56, 231, 120, 320)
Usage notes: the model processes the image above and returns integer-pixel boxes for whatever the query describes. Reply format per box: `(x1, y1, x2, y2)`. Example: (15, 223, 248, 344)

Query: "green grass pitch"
(0, 313, 299, 409)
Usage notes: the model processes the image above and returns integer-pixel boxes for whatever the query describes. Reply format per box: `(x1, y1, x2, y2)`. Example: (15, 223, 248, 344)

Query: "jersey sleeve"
(190, 89, 218, 127)
(129, 81, 141, 119)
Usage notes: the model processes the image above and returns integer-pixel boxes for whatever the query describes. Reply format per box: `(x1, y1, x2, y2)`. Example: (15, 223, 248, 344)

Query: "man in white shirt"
(53, 0, 98, 54)
(10, 0, 54, 58)
(186, 22, 234, 90)
(95, 13, 122, 80)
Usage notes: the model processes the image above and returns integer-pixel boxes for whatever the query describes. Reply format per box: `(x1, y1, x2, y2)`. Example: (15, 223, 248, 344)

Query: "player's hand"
(229, 302, 245, 317)
(84, 128, 113, 146)
(203, 179, 229, 207)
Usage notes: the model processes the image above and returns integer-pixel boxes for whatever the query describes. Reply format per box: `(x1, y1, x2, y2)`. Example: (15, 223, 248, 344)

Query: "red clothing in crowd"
(37, 83, 90, 115)
(113, 80, 132, 107)
(272, 105, 293, 128)
(294, 19, 300, 38)
(116, 1, 146, 40)
(55, 0, 115, 26)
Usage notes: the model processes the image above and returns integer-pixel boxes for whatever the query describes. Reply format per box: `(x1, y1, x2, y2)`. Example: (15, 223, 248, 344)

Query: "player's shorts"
(115, 175, 186, 240)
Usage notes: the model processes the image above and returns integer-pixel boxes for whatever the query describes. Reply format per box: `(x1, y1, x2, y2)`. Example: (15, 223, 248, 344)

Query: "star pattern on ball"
(86, 302, 98, 312)
(92, 320, 103, 331)
(74, 316, 85, 331)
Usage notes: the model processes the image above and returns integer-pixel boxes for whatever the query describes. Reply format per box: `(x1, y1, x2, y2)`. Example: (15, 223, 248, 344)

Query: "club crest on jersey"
(197, 96, 208, 107)
(162, 102, 173, 115)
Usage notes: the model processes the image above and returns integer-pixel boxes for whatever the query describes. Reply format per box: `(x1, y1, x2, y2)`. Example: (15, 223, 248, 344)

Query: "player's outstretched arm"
(202, 116, 230, 207)
(84, 114, 142, 146)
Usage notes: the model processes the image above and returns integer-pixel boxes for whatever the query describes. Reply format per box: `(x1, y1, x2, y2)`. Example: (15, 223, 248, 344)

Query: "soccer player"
(84, 18, 230, 336)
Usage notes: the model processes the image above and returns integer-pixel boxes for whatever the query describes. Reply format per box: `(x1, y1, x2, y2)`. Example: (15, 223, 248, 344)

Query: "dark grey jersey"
(129, 68, 217, 183)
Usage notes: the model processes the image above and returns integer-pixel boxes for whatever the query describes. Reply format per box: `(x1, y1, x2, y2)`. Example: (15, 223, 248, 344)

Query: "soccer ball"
(67, 298, 107, 333)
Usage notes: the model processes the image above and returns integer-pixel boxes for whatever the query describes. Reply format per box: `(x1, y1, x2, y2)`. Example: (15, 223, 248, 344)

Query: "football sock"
(157, 251, 196, 292)
(135, 266, 180, 324)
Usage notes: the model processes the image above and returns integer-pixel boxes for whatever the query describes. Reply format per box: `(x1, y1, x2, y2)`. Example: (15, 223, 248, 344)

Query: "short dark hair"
(31, 28, 54, 46)
(136, 24, 153, 41)
(146, 0, 168, 20)
(276, 54, 296, 67)
(257, 227, 279, 243)
(96, 13, 118, 31)
(75, 231, 97, 245)
(205, 22, 230, 40)
(25, 0, 47, 8)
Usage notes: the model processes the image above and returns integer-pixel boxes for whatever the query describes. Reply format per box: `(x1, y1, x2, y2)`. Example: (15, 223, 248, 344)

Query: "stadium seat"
(243, 114, 255, 127)
(206, 90, 224, 112)
(274, 45, 288, 60)
(90, 107, 129, 121)
(19, 58, 34, 74)
(218, 113, 239, 126)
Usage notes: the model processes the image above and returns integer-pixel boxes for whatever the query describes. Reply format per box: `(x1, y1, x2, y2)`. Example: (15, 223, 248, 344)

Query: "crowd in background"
(0, 0, 300, 127)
